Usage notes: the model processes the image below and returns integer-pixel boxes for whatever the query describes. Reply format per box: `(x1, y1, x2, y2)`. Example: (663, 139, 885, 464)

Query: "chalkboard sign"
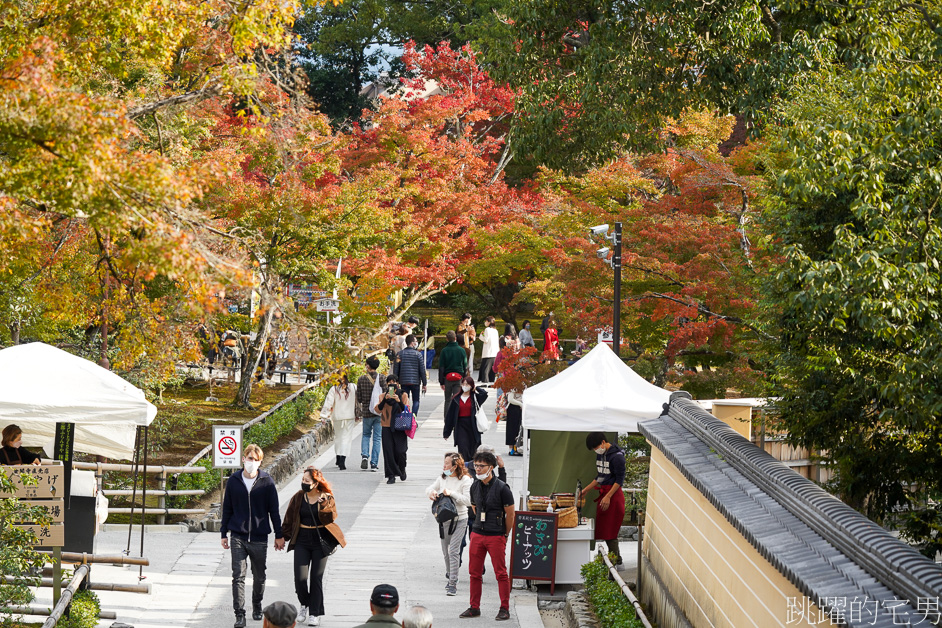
(510, 511, 559, 594)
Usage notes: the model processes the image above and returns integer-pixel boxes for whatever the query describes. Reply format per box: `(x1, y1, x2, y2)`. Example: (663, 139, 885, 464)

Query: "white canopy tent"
(0, 342, 157, 460)
(520, 343, 671, 498)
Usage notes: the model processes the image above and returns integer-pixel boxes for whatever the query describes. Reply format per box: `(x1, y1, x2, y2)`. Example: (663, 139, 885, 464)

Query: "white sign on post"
(213, 426, 244, 469)
(597, 329, 614, 346)
(316, 298, 340, 312)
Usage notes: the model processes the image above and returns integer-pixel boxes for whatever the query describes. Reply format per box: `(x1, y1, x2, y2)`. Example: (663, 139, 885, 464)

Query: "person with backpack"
(425, 452, 473, 597)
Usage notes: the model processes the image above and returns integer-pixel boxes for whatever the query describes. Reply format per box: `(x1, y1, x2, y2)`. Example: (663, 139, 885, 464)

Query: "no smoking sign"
(213, 426, 244, 469)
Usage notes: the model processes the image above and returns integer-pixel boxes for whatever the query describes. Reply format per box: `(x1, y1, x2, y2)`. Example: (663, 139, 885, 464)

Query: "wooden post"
(157, 469, 167, 526)
(52, 546, 61, 606)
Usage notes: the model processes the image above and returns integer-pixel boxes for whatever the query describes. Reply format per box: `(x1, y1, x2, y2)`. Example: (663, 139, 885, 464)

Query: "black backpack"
(432, 494, 459, 537)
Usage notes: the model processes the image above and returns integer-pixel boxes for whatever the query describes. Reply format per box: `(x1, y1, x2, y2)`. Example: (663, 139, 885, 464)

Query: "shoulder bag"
(475, 398, 490, 433)
(307, 499, 339, 556)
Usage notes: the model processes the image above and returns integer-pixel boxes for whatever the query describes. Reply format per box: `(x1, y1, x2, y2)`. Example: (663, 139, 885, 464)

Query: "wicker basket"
(556, 506, 578, 528)
(527, 497, 551, 512)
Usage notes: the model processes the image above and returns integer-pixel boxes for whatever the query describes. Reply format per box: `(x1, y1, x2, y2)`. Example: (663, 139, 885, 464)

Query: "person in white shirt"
(320, 373, 358, 470)
(477, 316, 500, 384)
(426, 452, 474, 597)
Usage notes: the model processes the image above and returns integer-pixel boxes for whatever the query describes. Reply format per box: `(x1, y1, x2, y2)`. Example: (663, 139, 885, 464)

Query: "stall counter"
(555, 518, 595, 584)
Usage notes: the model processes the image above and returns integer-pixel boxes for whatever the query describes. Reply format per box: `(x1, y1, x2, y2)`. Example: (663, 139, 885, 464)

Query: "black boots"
(234, 611, 246, 628)
(337, 455, 346, 470)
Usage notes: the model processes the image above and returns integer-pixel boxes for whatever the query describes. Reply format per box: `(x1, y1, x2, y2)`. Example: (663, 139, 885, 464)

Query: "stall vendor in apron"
(580, 432, 626, 565)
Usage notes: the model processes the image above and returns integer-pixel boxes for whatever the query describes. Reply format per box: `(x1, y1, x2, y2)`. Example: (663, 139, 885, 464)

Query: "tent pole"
(139, 425, 148, 581)
(125, 426, 142, 555)
(521, 406, 530, 508)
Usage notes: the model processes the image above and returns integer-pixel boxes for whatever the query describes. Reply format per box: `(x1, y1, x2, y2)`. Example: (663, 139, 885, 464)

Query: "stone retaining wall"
(565, 590, 601, 628)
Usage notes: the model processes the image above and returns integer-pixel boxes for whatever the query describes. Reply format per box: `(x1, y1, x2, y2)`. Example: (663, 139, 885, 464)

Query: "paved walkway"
(32, 380, 543, 628)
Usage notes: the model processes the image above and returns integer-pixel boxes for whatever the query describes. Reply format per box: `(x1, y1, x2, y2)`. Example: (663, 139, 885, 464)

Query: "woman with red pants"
(579, 432, 626, 565)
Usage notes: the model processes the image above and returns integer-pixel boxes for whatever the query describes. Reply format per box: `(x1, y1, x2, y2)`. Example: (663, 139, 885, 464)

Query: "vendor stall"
(520, 343, 670, 584)
(0, 342, 157, 553)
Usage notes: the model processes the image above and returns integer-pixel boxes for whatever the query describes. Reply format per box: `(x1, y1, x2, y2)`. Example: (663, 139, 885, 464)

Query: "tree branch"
(127, 85, 220, 120)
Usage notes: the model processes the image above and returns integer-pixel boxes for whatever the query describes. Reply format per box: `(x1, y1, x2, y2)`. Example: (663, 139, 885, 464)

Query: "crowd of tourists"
(218, 311, 592, 627)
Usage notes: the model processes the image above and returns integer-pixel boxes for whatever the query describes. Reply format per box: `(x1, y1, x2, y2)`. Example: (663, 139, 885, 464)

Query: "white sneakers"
(308, 616, 320, 626)
(297, 608, 308, 623)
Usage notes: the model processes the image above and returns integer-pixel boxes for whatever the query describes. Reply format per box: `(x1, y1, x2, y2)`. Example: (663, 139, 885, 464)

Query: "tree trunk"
(10, 321, 20, 345)
(234, 293, 276, 409)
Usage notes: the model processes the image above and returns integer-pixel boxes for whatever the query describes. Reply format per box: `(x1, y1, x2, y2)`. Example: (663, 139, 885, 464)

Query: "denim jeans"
(361, 415, 382, 466)
(230, 536, 267, 612)
(402, 383, 422, 416)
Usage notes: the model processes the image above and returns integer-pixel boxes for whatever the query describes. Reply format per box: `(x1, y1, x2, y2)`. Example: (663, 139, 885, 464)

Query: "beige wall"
(643, 448, 835, 628)
(710, 403, 752, 440)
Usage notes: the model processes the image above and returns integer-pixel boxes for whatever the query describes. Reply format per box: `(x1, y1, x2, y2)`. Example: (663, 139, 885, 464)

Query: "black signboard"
(510, 511, 559, 594)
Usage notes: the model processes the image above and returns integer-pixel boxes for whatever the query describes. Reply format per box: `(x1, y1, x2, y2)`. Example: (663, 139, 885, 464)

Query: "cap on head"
(370, 584, 399, 608)
(263, 601, 297, 628)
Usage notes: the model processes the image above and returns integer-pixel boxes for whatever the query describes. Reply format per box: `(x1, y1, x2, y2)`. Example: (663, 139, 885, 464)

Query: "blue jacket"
(221, 470, 283, 542)
(394, 347, 427, 386)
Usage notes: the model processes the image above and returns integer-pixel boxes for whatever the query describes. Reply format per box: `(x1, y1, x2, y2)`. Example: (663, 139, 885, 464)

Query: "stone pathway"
(29, 380, 542, 628)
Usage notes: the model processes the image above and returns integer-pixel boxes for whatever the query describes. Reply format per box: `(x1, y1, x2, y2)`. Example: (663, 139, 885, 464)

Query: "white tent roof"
(521, 343, 671, 432)
(0, 343, 157, 459)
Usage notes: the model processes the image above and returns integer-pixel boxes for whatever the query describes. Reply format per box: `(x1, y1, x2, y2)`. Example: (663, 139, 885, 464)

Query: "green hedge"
(57, 589, 100, 628)
(581, 554, 644, 628)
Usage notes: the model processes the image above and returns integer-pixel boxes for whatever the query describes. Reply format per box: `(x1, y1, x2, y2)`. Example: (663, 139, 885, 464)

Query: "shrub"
(170, 458, 220, 508)
(0, 472, 48, 628)
(581, 554, 644, 628)
(57, 589, 101, 628)
(244, 393, 318, 449)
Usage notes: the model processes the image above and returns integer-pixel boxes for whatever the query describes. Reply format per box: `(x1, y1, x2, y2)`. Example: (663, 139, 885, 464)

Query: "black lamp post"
(591, 222, 622, 357)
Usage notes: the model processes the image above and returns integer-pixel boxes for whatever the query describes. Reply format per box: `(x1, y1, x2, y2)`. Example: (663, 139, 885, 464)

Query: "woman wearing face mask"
(443, 376, 489, 463)
(518, 321, 536, 349)
(1, 425, 42, 465)
(282, 466, 346, 626)
(376, 374, 410, 484)
(425, 452, 473, 596)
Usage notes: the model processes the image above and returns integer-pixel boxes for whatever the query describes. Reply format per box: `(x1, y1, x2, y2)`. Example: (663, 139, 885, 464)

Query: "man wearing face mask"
(394, 334, 427, 417)
(221, 444, 286, 628)
(579, 432, 626, 567)
(460, 451, 515, 621)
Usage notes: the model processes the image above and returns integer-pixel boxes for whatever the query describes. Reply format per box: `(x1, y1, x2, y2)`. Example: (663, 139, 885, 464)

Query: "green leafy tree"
(0, 473, 50, 627)
(762, 4, 942, 541)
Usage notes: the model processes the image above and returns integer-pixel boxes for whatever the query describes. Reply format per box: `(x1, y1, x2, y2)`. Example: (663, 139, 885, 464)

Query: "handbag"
(307, 500, 339, 556)
(406, 414, 418, 439)
(445, 371, 463, 381)
(393, 407, 414, 431)
(475, 399, 490, 433)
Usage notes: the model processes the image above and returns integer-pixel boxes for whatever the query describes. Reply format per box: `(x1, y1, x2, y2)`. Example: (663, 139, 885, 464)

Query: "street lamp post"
(612, 222, 622, 358)
(591, 222, 623, 357)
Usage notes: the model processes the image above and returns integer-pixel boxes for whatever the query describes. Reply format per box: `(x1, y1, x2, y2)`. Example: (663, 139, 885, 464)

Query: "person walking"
(455, 313, 476, 375)
(356, 356, 384, 472)
(394, 334, 427, 417)
(443, 376, 489, 463)
(460, 451, 515, 621)
(376, 374, 410, 484)
(477, 316, 499, 384)
(438, 331, 467, 417)
(426, 452, 473, 596)
(543, 320, 560, 361)
(351, 584, 400, 627)
(320, 373, 358, 471)
(282, 466, 347, 626)
(505, 392, 523, 456)
(391, 324, 410, 357)
(518, 321, 536, 349)
(221, 444, 285, 628)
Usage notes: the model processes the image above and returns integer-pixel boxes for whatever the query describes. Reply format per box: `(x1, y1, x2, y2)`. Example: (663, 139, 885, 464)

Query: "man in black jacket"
(394, 334, 427, 416)
(221, 444, 285, 628)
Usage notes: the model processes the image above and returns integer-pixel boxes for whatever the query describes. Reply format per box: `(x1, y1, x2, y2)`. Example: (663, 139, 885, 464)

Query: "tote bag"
(475, 398, 490, 433)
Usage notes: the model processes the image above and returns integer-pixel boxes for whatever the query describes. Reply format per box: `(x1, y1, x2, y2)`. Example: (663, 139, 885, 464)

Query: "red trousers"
(468, 532, 510, 610)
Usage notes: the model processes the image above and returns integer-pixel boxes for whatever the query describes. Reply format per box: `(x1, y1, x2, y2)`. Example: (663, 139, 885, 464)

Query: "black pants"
(478, 357, 495, 383)
(231, 537, 267, 613)
(294, 541, 328, 617)
(402, 383, 422, 416)
(381, 426, 408, 479)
